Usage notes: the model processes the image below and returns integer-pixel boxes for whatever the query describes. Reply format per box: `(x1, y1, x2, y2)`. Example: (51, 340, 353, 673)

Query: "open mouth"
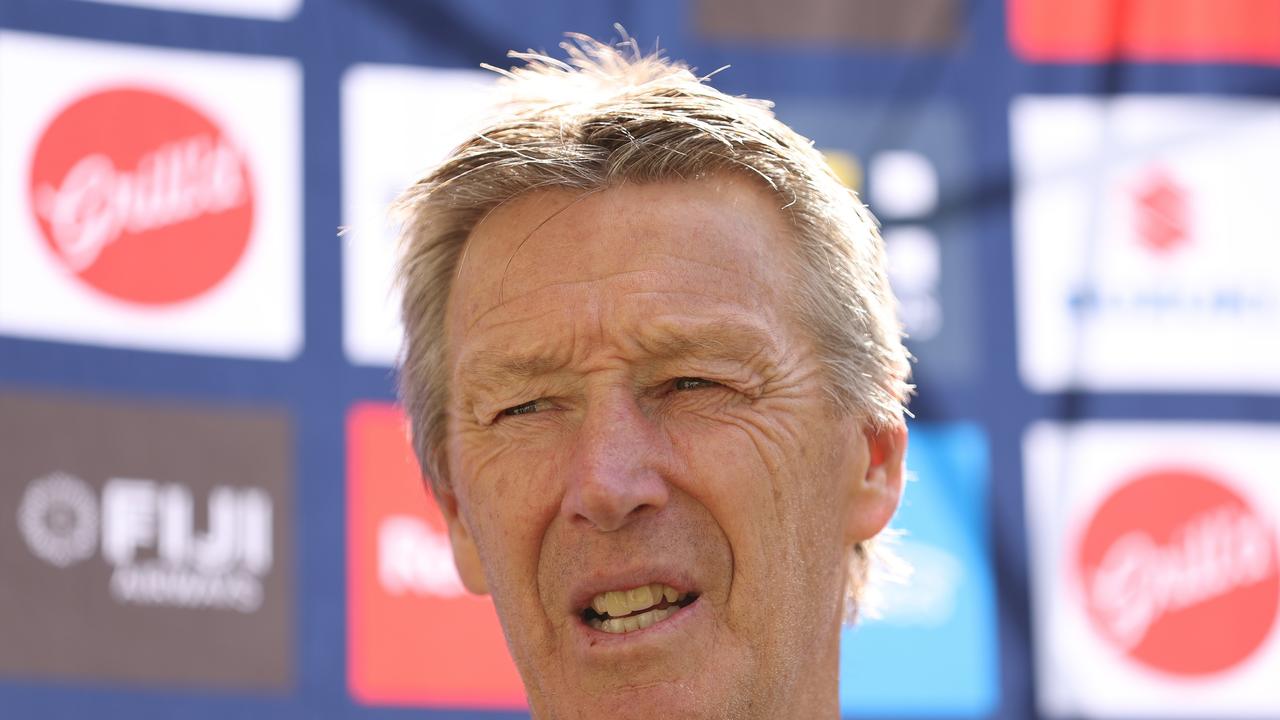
(580, 583, 699, 634)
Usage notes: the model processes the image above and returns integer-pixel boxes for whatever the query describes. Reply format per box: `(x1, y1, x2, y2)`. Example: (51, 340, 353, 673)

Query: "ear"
(435, 486, 490, 595)
(845, 423, 908, 544)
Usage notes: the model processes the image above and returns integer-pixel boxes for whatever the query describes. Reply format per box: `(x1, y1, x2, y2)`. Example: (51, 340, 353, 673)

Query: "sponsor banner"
(0, 389, 293, 689)
(840, 423, 998, 716)
(696, 0, 960, 46)
(1009, 0, 1280, 65)
(346, 402, 525, 708)
(0, 31, 302, 359)
(1024, 422, 1280, 718)
(1011, 96, 1280, 392)
(341, 64, 496, 366)
(72, 0, 302, 20)
(774, 99, 980, 385)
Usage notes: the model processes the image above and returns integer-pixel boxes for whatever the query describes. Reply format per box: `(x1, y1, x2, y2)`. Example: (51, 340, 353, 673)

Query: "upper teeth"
(590, 583, 682, 618)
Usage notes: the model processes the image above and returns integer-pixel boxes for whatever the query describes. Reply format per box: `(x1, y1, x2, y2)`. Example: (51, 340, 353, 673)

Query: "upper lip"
(567, 565, 699, 614)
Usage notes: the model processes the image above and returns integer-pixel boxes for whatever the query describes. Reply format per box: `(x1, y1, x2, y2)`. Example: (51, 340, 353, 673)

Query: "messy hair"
(394, 33, 912, 619)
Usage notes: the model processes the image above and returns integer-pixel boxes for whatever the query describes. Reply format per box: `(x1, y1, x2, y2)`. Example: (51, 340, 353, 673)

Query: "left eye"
(673, 377, 719, 391)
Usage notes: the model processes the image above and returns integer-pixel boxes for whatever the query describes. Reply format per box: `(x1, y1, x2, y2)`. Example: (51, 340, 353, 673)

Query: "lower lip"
(574, 596, 704, 650)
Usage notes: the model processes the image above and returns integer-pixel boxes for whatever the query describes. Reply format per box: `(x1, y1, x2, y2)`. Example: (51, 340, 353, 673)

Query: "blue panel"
(840, 423, 997, 717)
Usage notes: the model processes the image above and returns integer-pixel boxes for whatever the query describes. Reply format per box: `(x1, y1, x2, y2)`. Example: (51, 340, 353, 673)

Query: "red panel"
(346, 402, 526, 709)
(1010, 0, 1280, 64)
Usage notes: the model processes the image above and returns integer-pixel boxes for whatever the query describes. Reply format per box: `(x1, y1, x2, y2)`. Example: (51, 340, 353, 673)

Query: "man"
(393, 35, 911, 720)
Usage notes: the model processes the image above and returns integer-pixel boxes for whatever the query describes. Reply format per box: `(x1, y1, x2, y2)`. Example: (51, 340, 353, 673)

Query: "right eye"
(500, 399, 542, 417)
(672, 376, 720, 391)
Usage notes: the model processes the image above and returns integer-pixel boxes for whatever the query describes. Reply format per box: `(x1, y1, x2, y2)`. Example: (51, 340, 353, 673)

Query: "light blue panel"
(839, 423, 997, 717)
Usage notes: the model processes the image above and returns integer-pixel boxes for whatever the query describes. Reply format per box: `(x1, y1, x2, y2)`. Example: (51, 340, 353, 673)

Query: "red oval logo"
(1076, 467, 1280, 676)
(29, 87, 254, 305)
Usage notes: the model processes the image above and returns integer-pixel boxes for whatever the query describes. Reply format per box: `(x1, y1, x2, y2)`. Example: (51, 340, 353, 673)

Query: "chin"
(531, 682, 742, 720)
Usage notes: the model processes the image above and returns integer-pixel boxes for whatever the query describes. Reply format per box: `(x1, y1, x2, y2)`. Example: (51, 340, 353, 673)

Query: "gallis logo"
(29, 87, 254, 305)
(1076, 467, 1280, 676)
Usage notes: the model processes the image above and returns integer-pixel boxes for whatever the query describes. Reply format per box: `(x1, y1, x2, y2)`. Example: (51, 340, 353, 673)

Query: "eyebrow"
(457, 319, 778, 393)
(460, 350, 567, 394)
(636, 319, 777, 366)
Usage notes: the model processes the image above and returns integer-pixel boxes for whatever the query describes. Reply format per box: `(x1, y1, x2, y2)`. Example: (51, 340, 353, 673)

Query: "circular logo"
(29, 87, 254, 305)
(18, 472, 99, 568)
(1132, 168, 1190, 255)
(1076, 467, 1280, 676)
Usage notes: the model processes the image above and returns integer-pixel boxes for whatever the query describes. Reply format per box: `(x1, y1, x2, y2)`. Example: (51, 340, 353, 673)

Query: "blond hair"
(394, 34, 911, 618)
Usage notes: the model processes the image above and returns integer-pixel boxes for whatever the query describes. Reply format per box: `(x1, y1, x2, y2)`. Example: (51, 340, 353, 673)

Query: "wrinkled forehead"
(444, 175, 799, 343)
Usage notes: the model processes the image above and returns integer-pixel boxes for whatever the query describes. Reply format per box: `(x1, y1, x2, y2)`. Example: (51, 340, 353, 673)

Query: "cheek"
(452, 430, 566, 605)
(668, 404, 852, 595)
(666, 406, 811, 569)
(454, 422, 567, 516)
(669, 398, 802, 471)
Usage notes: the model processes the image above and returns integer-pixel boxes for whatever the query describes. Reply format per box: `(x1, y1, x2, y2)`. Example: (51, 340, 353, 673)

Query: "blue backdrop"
(2, 1, 1279, 719)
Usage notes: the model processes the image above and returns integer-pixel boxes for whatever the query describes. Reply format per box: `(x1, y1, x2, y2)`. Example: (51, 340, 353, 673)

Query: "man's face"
(440, 175, 903, 719)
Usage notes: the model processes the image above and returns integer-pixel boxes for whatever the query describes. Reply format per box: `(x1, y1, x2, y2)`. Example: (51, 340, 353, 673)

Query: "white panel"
(73, 0, 302, 20)
(1024, 421, 1280, 718)
(1011, 96, 1280, 392)
(340, 63, 497, 366)
(0, 31, 302, 359)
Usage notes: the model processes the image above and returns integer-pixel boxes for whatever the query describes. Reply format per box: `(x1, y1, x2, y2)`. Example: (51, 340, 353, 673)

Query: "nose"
(560, 388, 670, 532)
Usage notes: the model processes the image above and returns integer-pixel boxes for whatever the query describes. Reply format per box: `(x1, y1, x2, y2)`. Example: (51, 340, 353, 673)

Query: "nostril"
(567, 476, 668, 532)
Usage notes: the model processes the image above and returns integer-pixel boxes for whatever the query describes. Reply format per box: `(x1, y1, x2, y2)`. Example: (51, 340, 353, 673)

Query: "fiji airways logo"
(1076, 467, 1280, 676)
(18, 471, 273, 612)
(28, 87, 254, 305)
